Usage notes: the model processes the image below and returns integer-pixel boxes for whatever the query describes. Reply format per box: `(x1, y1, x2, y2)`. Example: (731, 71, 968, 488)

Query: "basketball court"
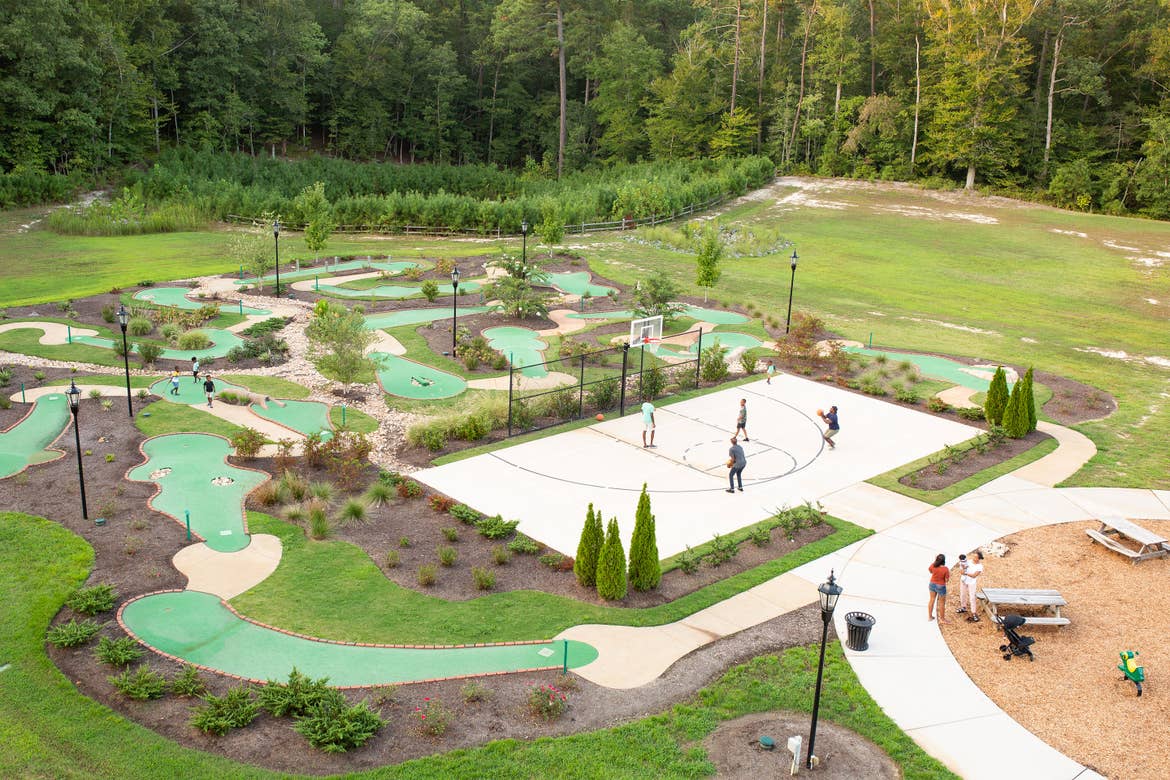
(416, 372, 980, 558)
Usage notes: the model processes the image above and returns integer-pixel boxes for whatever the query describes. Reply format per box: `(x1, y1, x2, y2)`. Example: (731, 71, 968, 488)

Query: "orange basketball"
(595, 413, 604, 421)
(726, 458, 735, 468)
(816, 408, 823, 417)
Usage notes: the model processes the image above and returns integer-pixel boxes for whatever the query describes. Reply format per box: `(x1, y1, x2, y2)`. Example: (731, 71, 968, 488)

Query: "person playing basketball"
(733, 398, 749, 442)
(819, 405, 840, 449)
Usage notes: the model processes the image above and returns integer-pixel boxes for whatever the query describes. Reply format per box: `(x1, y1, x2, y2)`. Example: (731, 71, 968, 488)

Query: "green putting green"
(235, 259, 424, 286)
(249, 399, 334, 439)
(363, 305, 490, 330)
(844, 347, 1009, 391)
(373, 353, 467, 399)
(148, 376, 248, 405)
(566, 305, 750, 324)
(483, 326, 548, 378)
(127, 434, 268, 552)
(546, 271, 616, 297)
(661, 331, 764, 356)
(0, 394, 70, 479)
(121, 590, 598, 686)
(316, 280, 481, 299)
(132, 287, 270, 315)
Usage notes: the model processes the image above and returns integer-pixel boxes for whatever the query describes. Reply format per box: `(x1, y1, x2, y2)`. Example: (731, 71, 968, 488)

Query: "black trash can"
(845, 612, 875, 652)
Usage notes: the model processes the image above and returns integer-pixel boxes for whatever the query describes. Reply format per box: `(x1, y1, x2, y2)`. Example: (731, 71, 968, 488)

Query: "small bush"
(378, 470, 404, 487)
(417, 564, 438, 586)
(137, 341, 164, 365)
(927, 396, 951, 413)
(411, 698, 452, 736)
(127, 316, 153, 336)
(527, 683, 569, 721)
(707, 533, 738, 566)
(67, 583, 118, 615)
(160, 323, 180, 342)
(957, 405, 985, 421)
(101, 304, 116, 323)
(429, 494, 456, 513)
(491, 545, 511, 565)
(396, 480, 423, 499)
(308, 507, 332, 540)
(700, 339, 729, 383)
(585, 378, 619, 410)
(93, 636, 143, 667)
(507, 535, 540, 555)
(440, 526, 459, 542)
(259, 668, 336, 718)
(88, 388, 103, 400)
(398, 536, 411, 548)
(253, 482, 284, 507)
(216, 390, 249, 405)
(109, 666, 168, 700)
(475, 514, 519, 540)
(104, 453, 115, 463)
(190, 686, 260, 736)
(676, 546, 700, 574)
(449, 504, 480, 524)
(295, 696, 385, 753)
(177, 330, 211, 350)
(337, 499, 368, 525)
(461, 680, 492, 702)
(749, 525, 772, 547)
(739, 352, 758, 375)
(539, 552, 564, 569)
(309, 481, 334, 501)
(894, 386, 921, 404)
(385, 549, 400, 568)
(471, 566, 496, 590)
(33, 370, 46, 382)
(437, 546, 458, 566)
(170, 665, 207, 698)
(230, 427, 266, 459)
(46, 618, 102, 647)
(364, 482, 394, 506)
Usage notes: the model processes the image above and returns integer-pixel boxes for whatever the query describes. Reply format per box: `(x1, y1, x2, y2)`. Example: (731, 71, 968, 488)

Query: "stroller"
(997, 614, 1035, 661)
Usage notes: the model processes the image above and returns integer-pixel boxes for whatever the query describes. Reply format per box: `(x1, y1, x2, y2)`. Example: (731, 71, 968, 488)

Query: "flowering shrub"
(527, 683, 569, 721)
(411, 697, 452, 736)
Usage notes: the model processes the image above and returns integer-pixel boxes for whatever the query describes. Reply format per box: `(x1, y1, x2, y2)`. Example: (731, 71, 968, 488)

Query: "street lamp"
(450, 266, 461, 355)
(521, 219, 529, 266)
(273, 220, 282, 297)
(65, 380, 88, 520)
(807, 569, 843, 769)
(785, 250, 798, 334)
(116, 304, 133, 417)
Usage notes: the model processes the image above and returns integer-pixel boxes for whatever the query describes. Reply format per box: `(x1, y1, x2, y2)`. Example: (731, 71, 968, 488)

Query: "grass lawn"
(135, 401, 246, 440)
(222, 374, 311, 400)
(232, 512, 870, 645)
(331, 405, 378, 433)
(0, 319, 133, 368)
(50, 374, 156, 389)
(1, 511, 951, 780)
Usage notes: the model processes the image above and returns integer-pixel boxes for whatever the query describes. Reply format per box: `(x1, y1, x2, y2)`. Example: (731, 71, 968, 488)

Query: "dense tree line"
(1, 1, 1168, 216)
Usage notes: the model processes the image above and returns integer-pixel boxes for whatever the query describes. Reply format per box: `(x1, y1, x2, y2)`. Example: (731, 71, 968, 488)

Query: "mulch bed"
(899, 429, 1053, 491)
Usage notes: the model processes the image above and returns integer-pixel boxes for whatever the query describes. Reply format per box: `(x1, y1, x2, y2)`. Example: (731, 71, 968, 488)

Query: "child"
(191, 356, 200, 383)
(733, 398, 749, 442)
(202, 375, 215, 408)
(169, 369, 181, 396)
(766, 359, 775, 384)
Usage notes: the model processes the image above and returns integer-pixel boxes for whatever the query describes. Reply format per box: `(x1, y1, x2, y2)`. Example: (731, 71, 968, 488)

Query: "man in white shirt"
(960, 551, 983, 621)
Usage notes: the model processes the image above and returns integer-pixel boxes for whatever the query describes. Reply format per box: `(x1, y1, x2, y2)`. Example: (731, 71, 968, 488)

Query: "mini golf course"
(249, 399, 333, 439)
(235, 259, 425, 287)
(567, 305, 750, 325)
(132, 287, 270, 316)
(363, 305, 490, 330)
(127, 433, 268, 552)
(120, 590, 598, 686)
(546, 272, 616, 298)
(483, 326, 548, 378)
(844, 347, 1009, 392)
(77, 328, 246, 361)
(315, 280, 481, 300)
(373, 353, 468, 399)
(0, 393, 69, 479)
(657, 331, 764, 357)
(148, 376, 248, 404)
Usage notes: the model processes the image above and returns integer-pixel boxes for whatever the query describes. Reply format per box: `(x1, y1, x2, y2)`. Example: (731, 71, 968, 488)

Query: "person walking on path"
(959, 551, 983, 621)
(202, 375, 216, 408)
(765, 359, 776, 384)
(641, 400, 656, 448)
(819, 405, 839, 449)
(169, 369, 181, 396)
(726, 437, 746, 493)
(927, 554, 951, 623)
(191, 357, 201, 383)
(733, 398, 749, 442)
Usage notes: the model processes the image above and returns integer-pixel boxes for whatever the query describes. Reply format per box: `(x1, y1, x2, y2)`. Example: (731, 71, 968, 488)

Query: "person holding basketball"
(819, 405, 839, 449)
(726, 437, 746, 492)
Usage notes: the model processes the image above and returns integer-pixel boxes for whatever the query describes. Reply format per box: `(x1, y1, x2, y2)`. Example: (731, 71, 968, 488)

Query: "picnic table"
(978, 588, 1070, 627)
(1085, 516, 1169, 563)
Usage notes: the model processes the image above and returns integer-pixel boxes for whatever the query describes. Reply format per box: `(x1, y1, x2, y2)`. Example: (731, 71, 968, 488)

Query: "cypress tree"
(1002, 379, 1028, 438)
(574, 503, 604, 587)
(628, 484, 661, 591)
(1022, 366, 1037, 431)
(984, 366, 1009, 426)
(595, 517, 627, 601)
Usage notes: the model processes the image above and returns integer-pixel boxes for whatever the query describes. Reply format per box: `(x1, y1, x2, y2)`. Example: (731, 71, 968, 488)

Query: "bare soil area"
(900, 429, 1053, 491)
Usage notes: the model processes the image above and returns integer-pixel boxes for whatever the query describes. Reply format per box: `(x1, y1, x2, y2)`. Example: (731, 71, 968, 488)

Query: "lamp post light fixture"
(806, 569, 843, 769)
(273, 220, 282, 297)
(65, 380, 88, 520)
(521, 219, 529, 266)
(116, 304, 133, 417)
(450, 266, 461, 355)
(785, 250, 798, 334)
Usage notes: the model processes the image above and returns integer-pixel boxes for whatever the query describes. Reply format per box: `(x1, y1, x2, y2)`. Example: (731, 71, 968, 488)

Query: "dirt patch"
(942, 520, 1170, 780)
(704, 711, 899, 779)
(1035, 369, 1116, 424)
(899, 429, 1053, 491)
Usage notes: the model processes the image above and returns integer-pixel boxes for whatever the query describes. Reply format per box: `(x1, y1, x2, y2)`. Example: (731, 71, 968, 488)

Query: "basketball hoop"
(629, 315, 664, 355)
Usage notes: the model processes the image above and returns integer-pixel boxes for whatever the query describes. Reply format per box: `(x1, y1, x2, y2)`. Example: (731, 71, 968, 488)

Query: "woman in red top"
(927, 553, 951, 623)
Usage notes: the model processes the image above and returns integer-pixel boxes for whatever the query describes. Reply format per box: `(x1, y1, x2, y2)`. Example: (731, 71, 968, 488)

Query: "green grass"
(232, 512, 870, 645)
(221, 374, 311, 400)
(49, 374, 156, 389)
(330, 405, 379, 433)
(135, 401, 246, 440)
(386, 324, 505, 381)
(0, 511, 950, 779)
(0, 320, 134, 368)
(868, 436, 1060, 506)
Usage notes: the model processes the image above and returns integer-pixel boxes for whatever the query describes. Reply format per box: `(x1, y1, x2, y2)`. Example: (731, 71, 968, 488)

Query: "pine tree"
(984, 366, 1009, 426)
(574, 503, 604, 587)
(1002, 379, 1028, 438)
(628, 484, 661, 591)
(1022, 367, 1037, 432)
(595, 517, 627, 601)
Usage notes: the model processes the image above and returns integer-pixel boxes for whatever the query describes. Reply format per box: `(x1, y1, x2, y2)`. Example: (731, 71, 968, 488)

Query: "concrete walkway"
(560, 417, 1126, 780)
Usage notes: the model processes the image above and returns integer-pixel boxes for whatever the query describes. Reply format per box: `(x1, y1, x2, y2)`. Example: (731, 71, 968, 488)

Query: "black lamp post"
(116, 304, 133, 417)
(273, 220, 282, 297)
(521, 219, 529, 266)
(807, 569, 843, 769)
(65, 380, 88, 520)
(785, 250, 798, 334)
(450, 266, 461, 355)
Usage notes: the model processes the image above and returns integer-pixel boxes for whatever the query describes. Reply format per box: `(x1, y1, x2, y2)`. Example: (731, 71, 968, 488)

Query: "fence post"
(507, 362, 514, 437)
(695, 328, 703, 387)
(638, 344, 645, 400)
(578, 354, 585, 419)
(619, 344, 630, 417)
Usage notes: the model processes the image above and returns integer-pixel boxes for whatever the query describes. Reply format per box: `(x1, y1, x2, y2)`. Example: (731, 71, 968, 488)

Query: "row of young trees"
(575, 486, 661, 601)
(2, 1, 1168, 215)
(983, 366, 1037, 439)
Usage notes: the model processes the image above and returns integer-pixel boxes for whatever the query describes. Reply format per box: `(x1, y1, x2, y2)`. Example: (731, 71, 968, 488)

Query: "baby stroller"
(997, 614, 1035, 661)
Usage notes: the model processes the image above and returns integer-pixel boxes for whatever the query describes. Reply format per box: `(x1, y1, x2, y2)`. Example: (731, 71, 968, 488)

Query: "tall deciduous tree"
(292, 182, 334, 262)
(305, 300, 379, 395)
(588, 23, 664, 162)
(694, 226, 723, 302)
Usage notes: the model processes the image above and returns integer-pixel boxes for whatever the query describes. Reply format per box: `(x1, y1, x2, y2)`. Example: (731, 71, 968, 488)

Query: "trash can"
(845, 612, 875, 652)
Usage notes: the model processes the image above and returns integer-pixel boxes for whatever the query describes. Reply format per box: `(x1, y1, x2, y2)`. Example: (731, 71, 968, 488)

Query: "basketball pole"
(619, 343, 629, 417)
(638, 343, 645, 399)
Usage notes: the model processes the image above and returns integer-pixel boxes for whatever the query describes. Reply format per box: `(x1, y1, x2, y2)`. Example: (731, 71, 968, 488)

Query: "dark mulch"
(899, 428, 1054, 491)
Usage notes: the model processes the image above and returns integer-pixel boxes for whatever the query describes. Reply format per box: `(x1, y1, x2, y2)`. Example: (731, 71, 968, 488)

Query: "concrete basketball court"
(415, 374, 981, 558)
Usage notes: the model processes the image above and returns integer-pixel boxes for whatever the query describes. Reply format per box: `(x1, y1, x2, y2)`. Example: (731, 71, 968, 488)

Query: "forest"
(1, 0, 1169, 217)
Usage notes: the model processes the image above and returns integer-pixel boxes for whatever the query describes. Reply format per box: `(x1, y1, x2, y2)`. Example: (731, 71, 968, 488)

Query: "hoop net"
(629, 315, 664, 355)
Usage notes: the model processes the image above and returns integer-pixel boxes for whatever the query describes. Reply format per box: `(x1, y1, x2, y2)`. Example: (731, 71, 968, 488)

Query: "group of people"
(927, 551, 985, 623)
(167, 356, 216, 408)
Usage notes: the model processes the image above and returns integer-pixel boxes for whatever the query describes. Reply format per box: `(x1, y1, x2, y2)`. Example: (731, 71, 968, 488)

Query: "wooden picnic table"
(1085, 516, 1169, 563)
(978, 587, 1070, 627)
